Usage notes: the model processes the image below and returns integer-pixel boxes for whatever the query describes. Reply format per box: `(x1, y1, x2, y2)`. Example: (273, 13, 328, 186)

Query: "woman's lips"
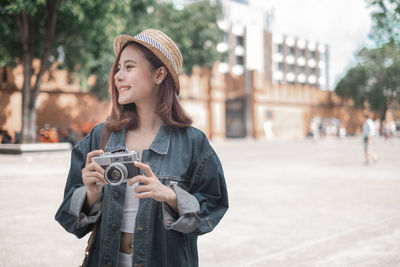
(119, 86, 131, 93)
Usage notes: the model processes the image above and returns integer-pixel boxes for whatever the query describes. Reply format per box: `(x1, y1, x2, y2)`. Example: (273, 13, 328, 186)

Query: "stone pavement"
(0, 137, 399, 267)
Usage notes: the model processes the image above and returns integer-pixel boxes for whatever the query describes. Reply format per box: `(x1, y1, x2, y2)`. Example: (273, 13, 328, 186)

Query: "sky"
(249, 0, 373, 89)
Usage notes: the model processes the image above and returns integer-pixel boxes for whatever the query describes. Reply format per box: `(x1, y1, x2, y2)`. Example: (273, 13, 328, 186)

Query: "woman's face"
(114, 44, 158, 105)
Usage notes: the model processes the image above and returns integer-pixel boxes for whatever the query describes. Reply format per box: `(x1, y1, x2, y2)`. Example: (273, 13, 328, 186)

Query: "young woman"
(55, 29, 229, 267)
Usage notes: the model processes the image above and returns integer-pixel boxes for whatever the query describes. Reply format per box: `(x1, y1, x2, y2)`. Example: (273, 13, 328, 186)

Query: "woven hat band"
(134, 33, 179, 75)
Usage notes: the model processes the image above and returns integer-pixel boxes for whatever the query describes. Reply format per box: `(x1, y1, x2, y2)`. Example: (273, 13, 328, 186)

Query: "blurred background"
(0, 0, 399, 144)
(0, 0, 400, 266)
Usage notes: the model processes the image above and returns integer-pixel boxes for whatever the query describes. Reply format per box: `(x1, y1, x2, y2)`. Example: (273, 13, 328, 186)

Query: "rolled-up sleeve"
(162, 183, 200, 233)
(162, 147, 228, 236)
(55, 141, 102, 238)
(191, 149, 229, 236)
(70, 186, 102, 228)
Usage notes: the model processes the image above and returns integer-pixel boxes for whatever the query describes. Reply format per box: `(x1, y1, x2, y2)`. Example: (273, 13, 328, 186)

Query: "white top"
(362, 119, 375, 138)
(120, 182, 139, 233)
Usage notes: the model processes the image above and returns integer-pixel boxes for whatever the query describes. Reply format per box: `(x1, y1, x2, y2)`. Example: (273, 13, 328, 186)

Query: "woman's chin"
(118, 97, 134, 105)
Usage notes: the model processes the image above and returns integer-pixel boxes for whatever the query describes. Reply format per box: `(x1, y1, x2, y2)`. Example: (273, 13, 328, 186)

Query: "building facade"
(271, 35, 329, 90)
(216, 0, 330, 89)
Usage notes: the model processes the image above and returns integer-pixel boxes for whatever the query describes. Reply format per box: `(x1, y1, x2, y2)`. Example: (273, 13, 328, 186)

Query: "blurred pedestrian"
(14, 131, 21, 144)
(39, 124, 59, 143)
(39, 123, 50, 142)
(362, 114, 378, 164)
(55, 29, 229, 267)
(0, 129, 12, 144)
(382, 121, 390, 140)
(338, 125, 347, 139)
(263, 119, 274, 139)
(67, 125, 78, 146)
(310, 117, 320, 141)
(57, 128, 70, 143)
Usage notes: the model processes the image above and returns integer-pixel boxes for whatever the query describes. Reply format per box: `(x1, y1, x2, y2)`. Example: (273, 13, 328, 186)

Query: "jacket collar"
(104, 122, 171, 155)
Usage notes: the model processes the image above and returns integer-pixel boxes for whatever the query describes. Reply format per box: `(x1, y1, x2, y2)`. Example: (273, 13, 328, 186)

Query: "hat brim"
(113, 34, 181, 94)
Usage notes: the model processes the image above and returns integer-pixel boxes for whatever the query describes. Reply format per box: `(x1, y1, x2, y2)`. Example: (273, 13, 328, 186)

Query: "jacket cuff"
(69, 186, 102, 228)
(162, 183, 200, 234)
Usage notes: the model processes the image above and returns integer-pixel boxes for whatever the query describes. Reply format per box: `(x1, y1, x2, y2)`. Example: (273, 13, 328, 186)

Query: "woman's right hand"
(82, 150, 106, 208)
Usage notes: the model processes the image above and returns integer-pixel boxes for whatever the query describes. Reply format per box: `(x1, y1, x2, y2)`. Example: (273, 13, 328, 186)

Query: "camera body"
(92, 150, 140, 186)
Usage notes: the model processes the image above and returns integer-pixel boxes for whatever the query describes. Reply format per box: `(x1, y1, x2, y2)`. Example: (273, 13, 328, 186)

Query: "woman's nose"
(114, 69, 123, 81)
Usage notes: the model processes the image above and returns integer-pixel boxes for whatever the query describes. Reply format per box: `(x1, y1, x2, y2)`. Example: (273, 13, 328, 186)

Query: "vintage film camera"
(92, 150, 140, 186)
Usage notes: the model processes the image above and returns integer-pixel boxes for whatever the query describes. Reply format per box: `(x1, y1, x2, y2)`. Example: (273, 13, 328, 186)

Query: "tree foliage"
(335, 42, 400, 119)
(335, 0, 400, 120)
(123, 0, 223, 74)
(0, 0, 129, 142)
(1, 0, 222, 97)
(366, 0, 400, 45)
(90, 0, 223, 99)
(335, 64, 369, 108)
(0, 0, 222, 143)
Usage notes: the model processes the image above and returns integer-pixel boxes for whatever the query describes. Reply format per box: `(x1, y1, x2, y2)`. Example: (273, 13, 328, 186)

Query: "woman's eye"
(126, 65, 134, 69)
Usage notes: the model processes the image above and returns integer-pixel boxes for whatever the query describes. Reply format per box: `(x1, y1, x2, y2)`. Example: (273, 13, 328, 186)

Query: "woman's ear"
(154, 66, 167, 85)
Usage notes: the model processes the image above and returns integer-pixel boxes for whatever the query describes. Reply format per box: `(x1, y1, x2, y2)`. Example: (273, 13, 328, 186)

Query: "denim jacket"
(55, 122, 229, 267)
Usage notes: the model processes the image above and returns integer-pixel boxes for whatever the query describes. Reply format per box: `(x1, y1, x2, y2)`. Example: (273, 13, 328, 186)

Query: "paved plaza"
(0, 136, 399, 266)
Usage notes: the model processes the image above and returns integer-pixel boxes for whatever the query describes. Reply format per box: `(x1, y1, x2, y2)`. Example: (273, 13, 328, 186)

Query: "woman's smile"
(118, 86, 131, 94)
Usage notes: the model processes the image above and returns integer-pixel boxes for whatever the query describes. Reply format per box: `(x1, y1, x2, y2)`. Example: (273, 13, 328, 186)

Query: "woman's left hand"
(128, 161, 178, 211)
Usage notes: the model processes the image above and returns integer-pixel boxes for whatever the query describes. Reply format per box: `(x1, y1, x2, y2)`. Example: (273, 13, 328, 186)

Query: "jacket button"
(111, 224, 118, 231)
(113, 191, 119, 199)
(106, 262, 112, 267)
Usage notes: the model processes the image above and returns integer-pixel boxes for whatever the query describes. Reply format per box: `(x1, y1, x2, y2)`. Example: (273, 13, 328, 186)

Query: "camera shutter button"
(113, 191, 120, 199)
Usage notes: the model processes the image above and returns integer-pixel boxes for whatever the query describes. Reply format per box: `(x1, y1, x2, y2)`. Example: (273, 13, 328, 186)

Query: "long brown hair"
(104, 42, 192, 132)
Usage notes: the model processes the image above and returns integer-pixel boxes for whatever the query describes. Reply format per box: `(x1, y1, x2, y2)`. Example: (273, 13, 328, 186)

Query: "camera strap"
(80, 124, 111, 267)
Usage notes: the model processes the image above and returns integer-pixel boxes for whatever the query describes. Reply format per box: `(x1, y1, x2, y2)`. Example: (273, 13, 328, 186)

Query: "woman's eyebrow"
(117, 59, 137, 66)
(124, 59, 137, 64)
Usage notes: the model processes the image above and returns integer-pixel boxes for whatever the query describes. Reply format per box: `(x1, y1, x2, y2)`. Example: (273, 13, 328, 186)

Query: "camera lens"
(105, 163, 127, 186)
(111, 169, 121, 180)
(105, 166, 122, 184)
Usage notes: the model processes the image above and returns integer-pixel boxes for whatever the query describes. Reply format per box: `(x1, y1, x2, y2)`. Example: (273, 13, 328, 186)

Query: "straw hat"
(113, 29, 183, 95)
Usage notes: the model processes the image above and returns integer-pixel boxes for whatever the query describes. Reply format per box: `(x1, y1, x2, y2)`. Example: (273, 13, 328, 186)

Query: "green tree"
(123, 0, 223, 74)
(335, 42, 400, 120)
(366, 0, 400, 45)
(335, 0, 400, 121)
(0, 0, 126, 143)
(76, 0, 223, 104)
(335, 63, 369, 108)
(0, 0, 222, 143)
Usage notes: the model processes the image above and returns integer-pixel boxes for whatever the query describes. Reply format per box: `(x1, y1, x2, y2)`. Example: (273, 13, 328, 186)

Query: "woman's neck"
(135, 102, 162, 133)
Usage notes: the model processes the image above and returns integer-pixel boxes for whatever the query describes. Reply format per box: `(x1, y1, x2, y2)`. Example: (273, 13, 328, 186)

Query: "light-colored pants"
(118, 252, 133, 267)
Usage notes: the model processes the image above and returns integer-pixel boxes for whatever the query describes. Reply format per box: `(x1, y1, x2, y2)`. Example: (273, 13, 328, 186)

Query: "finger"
(84, 175, 106, 185)
(86, 150, 104, 166)
(87, 162, 105, 175)
(82, 169, 106, 183)
(95, 172, 106, 183)
(134, 161, 153, 177)
(128, 175, 149, 186)
(135, 192, 152, 199)
(86, 171, 105, 180)
(83, 171, 105, 183)
(83, 170, 105, 181)
(134, 184, 152, 193)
